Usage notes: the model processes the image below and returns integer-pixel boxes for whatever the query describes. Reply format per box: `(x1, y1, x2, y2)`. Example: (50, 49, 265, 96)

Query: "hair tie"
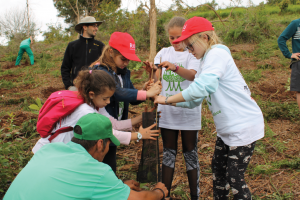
(89, 70, 92, 74)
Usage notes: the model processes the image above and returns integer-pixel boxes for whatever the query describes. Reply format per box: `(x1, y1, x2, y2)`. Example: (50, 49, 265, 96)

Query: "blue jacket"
(278, 18, 300, 60)
(92, 64, 143, 120)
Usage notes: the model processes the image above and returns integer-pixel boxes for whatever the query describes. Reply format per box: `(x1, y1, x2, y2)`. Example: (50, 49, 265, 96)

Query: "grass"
(241, 69, 263, 83)
(188, 5, 300, 20)
(258, 101, 300, 122)
(1, 3, 300, 199)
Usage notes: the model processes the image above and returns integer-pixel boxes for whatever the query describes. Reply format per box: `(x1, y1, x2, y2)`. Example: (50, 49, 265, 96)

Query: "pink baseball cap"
(109, 32, 141, 62)
(173, 17, 214, 44)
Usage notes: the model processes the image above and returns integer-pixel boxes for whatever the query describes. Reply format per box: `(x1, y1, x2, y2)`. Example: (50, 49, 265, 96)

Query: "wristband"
(165, 96, 170, 105)
(136, 132, 142, 142)
(153, 188, 165, 200)
(172, 64, 179, 72)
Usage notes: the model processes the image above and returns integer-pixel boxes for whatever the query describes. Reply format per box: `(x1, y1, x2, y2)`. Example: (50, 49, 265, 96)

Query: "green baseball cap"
(74, 113, 120, 146)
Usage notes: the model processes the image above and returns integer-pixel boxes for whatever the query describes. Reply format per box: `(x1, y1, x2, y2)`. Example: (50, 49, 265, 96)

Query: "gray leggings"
(212, 137, 256, 200)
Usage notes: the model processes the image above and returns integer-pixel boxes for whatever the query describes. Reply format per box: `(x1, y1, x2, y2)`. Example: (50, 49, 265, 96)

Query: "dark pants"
(290, 60, 300, 92)
(103, 146, 117, 174)
(212, 137, 256, 200)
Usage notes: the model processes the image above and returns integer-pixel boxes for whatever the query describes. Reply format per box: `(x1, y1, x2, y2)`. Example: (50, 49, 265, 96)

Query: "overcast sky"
(1, 0, 266, 45)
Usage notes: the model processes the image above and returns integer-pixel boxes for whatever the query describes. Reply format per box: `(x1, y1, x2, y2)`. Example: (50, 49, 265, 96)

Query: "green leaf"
(36, 98, 42, 108)
(29, 104, 40, 111)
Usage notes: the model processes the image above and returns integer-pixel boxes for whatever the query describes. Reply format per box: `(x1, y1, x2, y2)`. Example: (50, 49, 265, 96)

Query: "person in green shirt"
(15, 36, 34, 66)
(4, 113, 167, 200)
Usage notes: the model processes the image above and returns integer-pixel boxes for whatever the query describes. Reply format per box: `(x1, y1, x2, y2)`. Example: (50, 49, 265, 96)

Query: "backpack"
(37, 90, 84, 141)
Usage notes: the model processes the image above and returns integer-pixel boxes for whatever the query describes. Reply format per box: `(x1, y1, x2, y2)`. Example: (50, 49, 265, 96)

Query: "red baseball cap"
(109, 32, 141, 62)
(173, 17, 214, 44)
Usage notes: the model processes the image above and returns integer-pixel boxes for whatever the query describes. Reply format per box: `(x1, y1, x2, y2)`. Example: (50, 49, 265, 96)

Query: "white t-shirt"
(201, 48, 264, 146)
(154, 46, 202, 130)
(32, 104, 131, 154)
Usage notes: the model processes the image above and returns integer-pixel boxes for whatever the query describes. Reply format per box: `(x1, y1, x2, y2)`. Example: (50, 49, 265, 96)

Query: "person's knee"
(183, 148, 199, 171)
(162, 147, 177, 168)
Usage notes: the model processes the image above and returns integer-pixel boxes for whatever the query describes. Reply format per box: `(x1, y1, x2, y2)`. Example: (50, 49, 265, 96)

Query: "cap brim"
(110, 135, 120, 146)
(122, 52, 141, 62)
(172, 34, 191, 44)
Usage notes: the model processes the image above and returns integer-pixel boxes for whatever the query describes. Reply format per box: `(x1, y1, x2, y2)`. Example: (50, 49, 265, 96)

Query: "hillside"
(1, 4, 300, 199)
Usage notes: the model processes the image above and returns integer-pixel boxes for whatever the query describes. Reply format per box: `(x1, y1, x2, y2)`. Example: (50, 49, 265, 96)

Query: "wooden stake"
(155, 57, 162, 182)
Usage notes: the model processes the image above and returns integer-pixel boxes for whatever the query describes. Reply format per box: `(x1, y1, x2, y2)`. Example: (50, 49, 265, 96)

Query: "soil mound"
(41, 87, 64, 99)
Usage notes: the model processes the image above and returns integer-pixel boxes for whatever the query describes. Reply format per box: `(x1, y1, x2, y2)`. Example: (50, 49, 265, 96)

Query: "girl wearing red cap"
(92, 32, 162, 172)
(155, 17, 264, 200)
(32, 70, 160, 155)
(145, 17, 201, 200)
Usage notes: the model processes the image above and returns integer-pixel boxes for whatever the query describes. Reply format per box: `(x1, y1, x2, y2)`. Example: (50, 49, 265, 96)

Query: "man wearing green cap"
(4, 113, 167, 200)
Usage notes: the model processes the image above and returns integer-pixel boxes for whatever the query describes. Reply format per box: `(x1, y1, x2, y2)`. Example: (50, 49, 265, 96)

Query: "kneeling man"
(4, 113, 167, 200)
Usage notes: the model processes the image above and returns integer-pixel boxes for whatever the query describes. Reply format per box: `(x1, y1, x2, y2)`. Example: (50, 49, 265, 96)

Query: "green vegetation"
(1, 1, 300, 198)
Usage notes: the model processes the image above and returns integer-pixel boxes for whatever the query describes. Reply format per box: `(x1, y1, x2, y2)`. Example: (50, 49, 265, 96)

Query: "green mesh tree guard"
(137, 112, 161, 183)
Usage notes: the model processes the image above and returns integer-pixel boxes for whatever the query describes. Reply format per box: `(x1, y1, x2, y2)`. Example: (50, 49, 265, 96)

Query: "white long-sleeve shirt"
(32, 103, 132, 154)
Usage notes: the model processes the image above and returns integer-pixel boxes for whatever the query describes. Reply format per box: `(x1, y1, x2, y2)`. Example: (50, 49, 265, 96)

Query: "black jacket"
(92, 64, 143, 120)
(61, 35, 104, 89)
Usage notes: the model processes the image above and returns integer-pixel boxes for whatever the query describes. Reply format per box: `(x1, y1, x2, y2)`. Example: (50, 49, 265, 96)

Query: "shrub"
(43, 24, 71, 44)
(223, 6, 272, 44)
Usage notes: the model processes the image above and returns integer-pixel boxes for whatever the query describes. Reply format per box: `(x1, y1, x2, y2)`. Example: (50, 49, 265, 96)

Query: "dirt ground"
(1, 44, 300, 199)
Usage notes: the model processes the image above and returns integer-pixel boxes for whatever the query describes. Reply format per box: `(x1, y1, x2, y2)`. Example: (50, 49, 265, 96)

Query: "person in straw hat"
(61, 16, 105, 91)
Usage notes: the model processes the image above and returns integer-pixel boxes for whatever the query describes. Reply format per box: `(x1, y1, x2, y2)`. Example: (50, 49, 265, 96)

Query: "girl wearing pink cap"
(92, 32, 162, 172)
(155, 17, 264, 199)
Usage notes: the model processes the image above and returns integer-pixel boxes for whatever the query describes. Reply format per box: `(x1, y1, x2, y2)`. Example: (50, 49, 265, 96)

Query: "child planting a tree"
(145, 16, 201, 200)
(91, 32, 162, 172)
(155, 17, 264, 200)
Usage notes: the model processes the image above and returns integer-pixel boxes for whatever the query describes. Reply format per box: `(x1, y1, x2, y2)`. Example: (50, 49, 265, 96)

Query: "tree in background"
(0, 7, 39, 42)
(53, 0, 120, 29)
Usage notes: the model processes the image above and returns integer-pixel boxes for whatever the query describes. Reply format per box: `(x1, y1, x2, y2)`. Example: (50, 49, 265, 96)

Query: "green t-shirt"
(4, 142, 130, 200)
(20, 38, 31, 47)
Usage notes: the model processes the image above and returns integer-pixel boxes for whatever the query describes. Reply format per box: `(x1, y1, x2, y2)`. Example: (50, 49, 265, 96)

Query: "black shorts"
(290, 60, 300, 92)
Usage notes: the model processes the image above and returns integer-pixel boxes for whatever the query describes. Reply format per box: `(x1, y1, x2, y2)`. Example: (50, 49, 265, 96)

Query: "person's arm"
(61, 44, 73, 89)
(127, 182, 168, 200)
(114, 81, 161, 102)
(30, 36, 33, 44)
(278, 20, 298, 59)
(175, 97, 205, 109)
(169, 73, 219, 103)
(159, 61, 197, 81)
(154, 73, 219, 105)
(113, 123, 159, 145)
(98, 108, 133, 131)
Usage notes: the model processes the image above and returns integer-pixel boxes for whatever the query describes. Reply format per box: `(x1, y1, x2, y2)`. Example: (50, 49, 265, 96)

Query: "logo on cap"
(182, 24, 187, 32)
(130, 43, 135, 51)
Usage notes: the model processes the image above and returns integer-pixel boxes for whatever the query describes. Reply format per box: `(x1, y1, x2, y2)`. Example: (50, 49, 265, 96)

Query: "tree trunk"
(26, 0, 30, 36)
(148, 0, 157, 62)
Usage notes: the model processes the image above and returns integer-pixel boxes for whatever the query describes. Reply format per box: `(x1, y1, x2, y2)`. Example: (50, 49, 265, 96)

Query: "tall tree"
(148, 0, 157, 62)
(26, 0, 30, 36)
(53, 0, 120, 28)
(0, 7, 39, 41)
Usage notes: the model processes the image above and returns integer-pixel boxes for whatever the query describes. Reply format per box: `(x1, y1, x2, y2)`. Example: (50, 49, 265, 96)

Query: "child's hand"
(143, 79, 154, 91)
(154, 95, 166, 105)
(142, 60, 157, 75)
(159, 61, 176, 71)
(139, 123, 160, 140)
(146, 81, 162, 98)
